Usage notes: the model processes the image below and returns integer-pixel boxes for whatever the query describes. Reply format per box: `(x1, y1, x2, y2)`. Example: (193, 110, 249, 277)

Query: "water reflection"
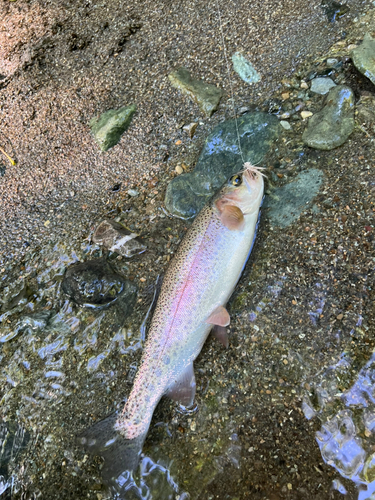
(305, 351, 375, 498)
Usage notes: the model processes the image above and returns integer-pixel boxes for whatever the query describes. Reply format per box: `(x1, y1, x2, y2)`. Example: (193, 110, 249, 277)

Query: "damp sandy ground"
(1, 1, 375, 500)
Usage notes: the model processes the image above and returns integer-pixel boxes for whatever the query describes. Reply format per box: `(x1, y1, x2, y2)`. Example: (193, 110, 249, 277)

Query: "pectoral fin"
(166, 363, 196, 407)
(206, 305, 230, 327)
(219, 205, 245, 231)
(211, 324, 229, 348)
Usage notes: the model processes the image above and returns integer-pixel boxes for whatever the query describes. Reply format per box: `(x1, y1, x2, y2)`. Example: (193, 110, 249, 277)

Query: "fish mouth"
(242, 163, 265, 211)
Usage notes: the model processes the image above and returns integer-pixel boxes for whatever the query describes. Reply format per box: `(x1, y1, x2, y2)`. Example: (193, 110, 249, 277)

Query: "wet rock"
(168, 67, 224, 118)
(93, 220, 146, 257)
(232, 52, 261, 84)
(302, 85, 355, 150)
(165, 112, 280, 218)
(352, 33, 375, 86)
(90, 104, 136, 151)
(265, 168, 324, 228)
(310, 77, 336, 95)
(62, 258, 137, 306)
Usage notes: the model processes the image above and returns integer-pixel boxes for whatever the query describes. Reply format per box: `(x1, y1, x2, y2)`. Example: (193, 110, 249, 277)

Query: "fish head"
(215, 162, 264, 216)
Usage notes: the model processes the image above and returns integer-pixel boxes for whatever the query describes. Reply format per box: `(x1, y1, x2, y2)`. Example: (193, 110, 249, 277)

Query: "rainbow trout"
(79, 163, 264, 479)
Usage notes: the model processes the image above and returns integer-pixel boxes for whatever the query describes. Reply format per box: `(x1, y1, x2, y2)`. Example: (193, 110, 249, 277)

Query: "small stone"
(300, 81, 309, 89)
(93, 220, 146, 257)
(44, 220, 50, 227)
(283, 359, 288, 365)
(301, 111, 313, 119)
(90, 104, 136, 151)
(280, 112, 291, 119)
(281, 91, 290, 100)
(280, 120, 291, 130)
(190, 420, 196, 432)
(326, 58, 339, 67)
(302, 85, 355, 150)
(175, 165, 184, 174)
(182, 122, 198, 138)
(310, 77, 336, 95)
(352, 33, 375, 86)
(232, 52, 261, 84)
(287, 483, 292, 490)
(175, 140, 182, 145)
(337, 313, 344, 320)
(168, 67, 224, 117)
(127, 188, 139, 197)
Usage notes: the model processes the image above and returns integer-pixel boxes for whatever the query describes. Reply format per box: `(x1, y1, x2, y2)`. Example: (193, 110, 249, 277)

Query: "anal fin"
(211, 324, 229, 348)
(166, 363, 196, 407)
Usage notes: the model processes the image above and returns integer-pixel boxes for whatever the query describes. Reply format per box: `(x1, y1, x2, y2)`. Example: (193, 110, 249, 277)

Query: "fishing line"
(214, 0, 245, 165)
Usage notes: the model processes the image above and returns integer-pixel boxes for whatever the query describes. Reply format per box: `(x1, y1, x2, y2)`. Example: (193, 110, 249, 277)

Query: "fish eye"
(230, 174, 242, 187)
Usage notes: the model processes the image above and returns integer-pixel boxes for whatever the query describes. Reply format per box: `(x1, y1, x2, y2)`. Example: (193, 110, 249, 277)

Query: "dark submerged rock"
(62, 258, 137, 307)
(165, 112, 281, 218)
(265, 169, 324, 228)
(302, 85, 354, 150)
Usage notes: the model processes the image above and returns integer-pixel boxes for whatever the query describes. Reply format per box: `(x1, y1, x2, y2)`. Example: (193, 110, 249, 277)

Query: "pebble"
(326, 58, 339, 67)
(231, 52, 261, 84)
(128, 188, 139, 197)
(175, 165, 184, 174)
(352, 33, 375, 86)
(301, 111, 313, 119)
(302, 85, 355, 150)
(300, 81, 309, 89)
(168, 67, 224, 117)
(182, 122, 198, 139)
(89, 104, 136, 152)
(280, 120, 291, 130)
(310, 77, 336, 95)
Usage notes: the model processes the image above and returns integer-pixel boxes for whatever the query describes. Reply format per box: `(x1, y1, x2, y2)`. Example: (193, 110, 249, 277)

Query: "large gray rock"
(302, 85, 354, 150)
(352, 33, 375, 86)
(165, 112, 281, 218)
(168, 67, 224, 117)
(90, 104, 136, 151)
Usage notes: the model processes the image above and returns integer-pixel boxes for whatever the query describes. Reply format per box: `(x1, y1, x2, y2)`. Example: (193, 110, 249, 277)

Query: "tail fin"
(77, 413, 146, 483)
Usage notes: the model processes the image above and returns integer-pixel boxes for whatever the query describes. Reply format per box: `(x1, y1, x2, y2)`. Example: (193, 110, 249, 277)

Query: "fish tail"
(77, 413, 147, 482)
